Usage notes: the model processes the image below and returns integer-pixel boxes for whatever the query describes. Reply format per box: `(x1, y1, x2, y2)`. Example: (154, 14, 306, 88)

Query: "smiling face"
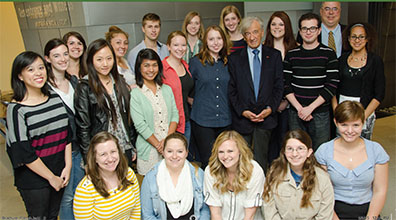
(320, 1, 341, 29)
(46, 44, 69, 72)
(93, 46, 114, 77)
(110, 33, 129, 58)
(95, 140, 120, 173)
(66, 35, 84, 59)
(140, 59, 159, 84)
(284, 138, 313, 171)
(300, 19, 321, 46)
(218, 139, 240, 170)
(168, 35, 187, 60)
(163, 138, 188, 170)
(206, 29, 224, 58)
(243, 20, 264, 49)
(270, 16, 285, 39)
(349, 26, 367, 52)
(336, 119, 364, 143)
(18, 58, 47, 91)
(142, 20, 160, 41)
(224, 12, 240, 33)
(187, 15, 201, 37)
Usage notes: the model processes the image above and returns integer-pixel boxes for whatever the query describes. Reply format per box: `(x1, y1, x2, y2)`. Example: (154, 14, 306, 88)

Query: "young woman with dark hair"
(7, 51, 72, 219)
(74, 38, 136, 168)
(130, 48, 179, 175)
(263, 129, 334, 219)
(62, 31, 87, 78)
(44, 38, 84, 220)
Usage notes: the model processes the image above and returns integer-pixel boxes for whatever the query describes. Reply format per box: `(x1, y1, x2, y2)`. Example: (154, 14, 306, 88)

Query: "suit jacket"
(228, 45, 284, 135)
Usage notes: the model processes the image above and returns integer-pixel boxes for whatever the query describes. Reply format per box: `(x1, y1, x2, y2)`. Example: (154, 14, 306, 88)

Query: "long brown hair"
(208, 130, 253, 194)
(263, 130, 323, 208)
(197, 25, 229, 66)
(182, 11, 204, 40)
(264, 11, 298, 53)
(342, 22, 377, 53)
(86, 131, 132, 198)
(85, 39, 131, 127)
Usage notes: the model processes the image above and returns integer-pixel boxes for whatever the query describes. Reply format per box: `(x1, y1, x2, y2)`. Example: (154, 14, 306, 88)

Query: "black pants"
(242, 127, 272, 174)
(268, 109, 289, 166)
(18, 186, 64, 220)
(191, 120, 230, 169)
(335, 200, 370, 220)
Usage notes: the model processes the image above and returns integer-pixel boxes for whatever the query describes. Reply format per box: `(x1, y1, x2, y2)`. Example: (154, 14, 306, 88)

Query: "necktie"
(252, 49, 261, 100)
(328, 31, 336, 53)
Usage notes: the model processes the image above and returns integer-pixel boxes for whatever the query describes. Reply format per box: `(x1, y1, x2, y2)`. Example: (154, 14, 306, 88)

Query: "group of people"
(5, 1, 389, 220)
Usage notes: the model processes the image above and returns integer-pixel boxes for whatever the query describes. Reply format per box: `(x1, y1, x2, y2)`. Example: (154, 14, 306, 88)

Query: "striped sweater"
(73, 168, 141, 220)
(283, 43, 339, 113)
(6, 92, 70, 189)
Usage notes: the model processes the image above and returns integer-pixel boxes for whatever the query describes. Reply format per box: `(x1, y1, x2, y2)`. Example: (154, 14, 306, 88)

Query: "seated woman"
(316, 100, 389, 220)
(204, 130, 265, 220)
(73, 131, 141, 219)
(263, 129, 334, 219)
(140, 133, 210, 219)
(130, 48, 179, 175)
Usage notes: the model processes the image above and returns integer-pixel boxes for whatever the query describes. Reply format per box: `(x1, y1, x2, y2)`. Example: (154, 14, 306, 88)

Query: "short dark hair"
(298, 12, 321, 29)
(11, 51, 50, 101)
(164, 132, 188, 151)
(134, 48, 163, 88)
(142, 13, 161, 26)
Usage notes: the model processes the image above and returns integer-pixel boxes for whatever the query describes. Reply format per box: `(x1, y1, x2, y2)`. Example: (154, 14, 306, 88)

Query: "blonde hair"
(166, 31, 187, 46)
(208, 130, 253, 194)
(182, 11, 204, 40)
(219, 5, 242, 36)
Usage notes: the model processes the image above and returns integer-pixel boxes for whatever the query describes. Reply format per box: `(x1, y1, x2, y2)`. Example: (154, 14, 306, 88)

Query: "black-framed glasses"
(323, 7, 339, 12)
(350, 35, 366, 41)
(300, 26, 318, 33)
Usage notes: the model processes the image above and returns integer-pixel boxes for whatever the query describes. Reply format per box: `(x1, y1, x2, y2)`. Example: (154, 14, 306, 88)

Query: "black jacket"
(74, 79, 136, 156)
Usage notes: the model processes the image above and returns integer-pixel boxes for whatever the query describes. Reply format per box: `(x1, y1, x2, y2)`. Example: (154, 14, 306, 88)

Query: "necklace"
(348, 68, 361, 77)
(105, 78, 111, 85)
(349, 53, 367, 62)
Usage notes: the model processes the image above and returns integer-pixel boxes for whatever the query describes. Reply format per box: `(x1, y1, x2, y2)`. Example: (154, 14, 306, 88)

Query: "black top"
(339, 64, 365, 97)
(179, 68, 194, 122)
(230, 38, 247, 54)
(166, 202, 195, 220)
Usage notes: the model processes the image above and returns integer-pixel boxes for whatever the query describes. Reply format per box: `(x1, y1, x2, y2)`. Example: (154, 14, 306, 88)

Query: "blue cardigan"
(130, 84, 179, 160)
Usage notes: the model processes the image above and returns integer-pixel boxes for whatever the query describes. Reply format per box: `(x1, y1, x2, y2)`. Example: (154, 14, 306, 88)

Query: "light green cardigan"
(130, 84, 179, 160)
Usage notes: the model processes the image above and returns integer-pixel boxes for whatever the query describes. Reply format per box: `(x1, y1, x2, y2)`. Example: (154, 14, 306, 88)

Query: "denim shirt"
(140, 161, 210, 220)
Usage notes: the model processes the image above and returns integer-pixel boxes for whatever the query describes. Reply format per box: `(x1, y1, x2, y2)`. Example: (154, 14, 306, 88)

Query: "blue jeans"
(184, 120, 191, 144)
(59, 151, 85, 220)
(289, 109, 330, 151)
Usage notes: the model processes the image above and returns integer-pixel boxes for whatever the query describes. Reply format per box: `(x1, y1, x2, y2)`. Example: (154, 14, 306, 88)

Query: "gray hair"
(240, 16, 264, 35)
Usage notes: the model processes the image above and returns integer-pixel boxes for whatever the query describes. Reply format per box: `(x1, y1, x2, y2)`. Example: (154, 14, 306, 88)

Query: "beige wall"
(0, 2, 25, 91)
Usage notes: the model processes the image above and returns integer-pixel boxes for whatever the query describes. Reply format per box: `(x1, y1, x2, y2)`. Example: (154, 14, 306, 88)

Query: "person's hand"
(132, 152, 137, 161)
(277, 100, 288, 112)
(256, 108, 272, 121)
(49, 175, 64, 191)
(242, 110, 263, 122)
(298, 106, 314, 121)
(60, 166, 71, 188)
(156, 140, 164, 154)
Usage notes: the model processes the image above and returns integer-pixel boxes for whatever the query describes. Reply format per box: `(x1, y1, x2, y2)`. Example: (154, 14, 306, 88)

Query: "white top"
(50, 82, 75, 113)
(117, 57, 136, 86)
(204, 160, 265, 220)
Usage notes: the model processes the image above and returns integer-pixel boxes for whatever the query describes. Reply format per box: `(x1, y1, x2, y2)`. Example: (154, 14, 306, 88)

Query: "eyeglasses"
(350, 35, 366, 41)
(300, 26, 319, 33)
(285, 146, 307, 154)
(323, 7, 339, 12)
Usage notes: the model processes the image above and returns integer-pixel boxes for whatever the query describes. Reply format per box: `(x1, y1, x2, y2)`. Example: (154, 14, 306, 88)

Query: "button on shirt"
(189, 56, 231, 127)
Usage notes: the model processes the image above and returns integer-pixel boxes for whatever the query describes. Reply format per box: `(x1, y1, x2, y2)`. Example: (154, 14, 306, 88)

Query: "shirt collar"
(321, 23, 341, 33)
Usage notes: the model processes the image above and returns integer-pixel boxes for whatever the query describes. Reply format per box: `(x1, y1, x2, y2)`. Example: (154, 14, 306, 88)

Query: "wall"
(0, 2, 25, 91)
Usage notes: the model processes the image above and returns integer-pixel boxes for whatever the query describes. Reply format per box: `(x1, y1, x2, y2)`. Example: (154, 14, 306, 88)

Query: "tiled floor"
(0, 116, 395, 218)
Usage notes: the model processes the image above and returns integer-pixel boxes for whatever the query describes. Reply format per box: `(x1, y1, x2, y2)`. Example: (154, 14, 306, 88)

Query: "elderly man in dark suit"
(228, 16, 283, 172)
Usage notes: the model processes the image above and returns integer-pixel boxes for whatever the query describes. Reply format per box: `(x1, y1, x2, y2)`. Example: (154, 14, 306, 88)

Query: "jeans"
(289, 109, 330, 151)
(59, 151, 85, 220)
(18, 186, 64, 220)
